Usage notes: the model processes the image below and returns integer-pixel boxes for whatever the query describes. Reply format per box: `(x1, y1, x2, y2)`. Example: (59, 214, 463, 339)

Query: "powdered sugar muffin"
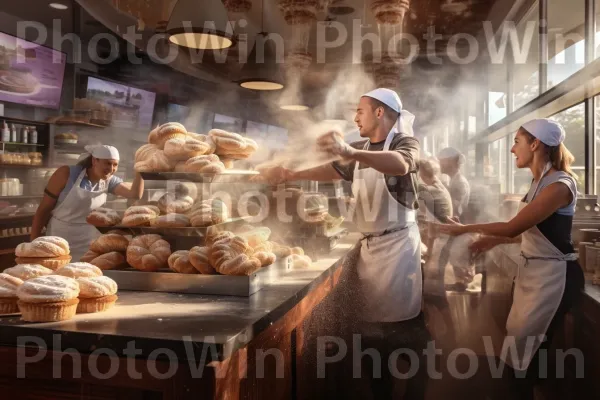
(54, 262, 103, 279)
(76, 276, 118, 314)
(16, 275, 80, 322)
(3, 264, 53, 281)
(0, 273, 24, 314)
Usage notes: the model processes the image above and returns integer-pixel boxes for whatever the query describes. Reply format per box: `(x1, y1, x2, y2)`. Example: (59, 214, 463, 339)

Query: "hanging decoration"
(363, 51, 406, 89)
(111, 0, 178, 31)
(277, 0, 320, 25)
(370, 0, 410, 25)
(222, 0, 253, 13)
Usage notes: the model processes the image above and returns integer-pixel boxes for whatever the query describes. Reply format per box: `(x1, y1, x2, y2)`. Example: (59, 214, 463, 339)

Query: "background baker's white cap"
(521, 118, 565, 147)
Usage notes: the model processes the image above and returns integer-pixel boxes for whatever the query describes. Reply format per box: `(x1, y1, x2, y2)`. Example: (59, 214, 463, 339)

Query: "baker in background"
(260, 88, 429, 399)
(31, 145, 144, 260)
(437, 147, 470, 221)
(438, 119, 584, 399)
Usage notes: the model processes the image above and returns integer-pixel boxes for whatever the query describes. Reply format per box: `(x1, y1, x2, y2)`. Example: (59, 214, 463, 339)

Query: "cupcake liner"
(0, 297, 19, 314)
(77, 294, 118, 314)
(15, 255, 72, 271)
(18, 298, 79, 322)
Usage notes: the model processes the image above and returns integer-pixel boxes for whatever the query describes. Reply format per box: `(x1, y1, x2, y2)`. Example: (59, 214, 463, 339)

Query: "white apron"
(502, 163, 577, 371)
(47, 169, 108, 261)
(352, 128, 422, 322)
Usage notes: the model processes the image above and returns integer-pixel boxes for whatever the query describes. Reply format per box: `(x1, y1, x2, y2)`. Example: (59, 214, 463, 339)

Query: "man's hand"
(317, 131, 355, 159)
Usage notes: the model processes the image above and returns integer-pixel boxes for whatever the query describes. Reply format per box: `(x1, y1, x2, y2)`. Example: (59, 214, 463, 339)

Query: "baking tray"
(140, 170, 259, 183)
(103, 259, 291, 296)
(95, 217, 252, 237)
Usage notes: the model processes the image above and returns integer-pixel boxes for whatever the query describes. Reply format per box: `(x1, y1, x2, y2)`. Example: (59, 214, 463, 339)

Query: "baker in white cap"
(438, 118, 584, 397)
(436, 146, 470, 220)
(259, 88, 428, 399)
(31, 144, 144, 260)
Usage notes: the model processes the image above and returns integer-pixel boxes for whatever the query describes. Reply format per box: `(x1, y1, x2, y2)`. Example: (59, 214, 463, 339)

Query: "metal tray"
(140, 170, 259, 183)
(95, 217, 252, 237)
(103, 260, 291, 296)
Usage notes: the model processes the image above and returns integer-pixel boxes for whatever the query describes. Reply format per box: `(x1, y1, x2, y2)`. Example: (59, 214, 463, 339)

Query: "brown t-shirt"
(331, 134, 420, 210)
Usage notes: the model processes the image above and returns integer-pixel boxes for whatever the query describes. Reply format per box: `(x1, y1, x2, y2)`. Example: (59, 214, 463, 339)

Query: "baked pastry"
(135, 143, 159, 163)
(122, 206, 160, 227)
(221, 137, 259, 160)
(157, 193, 194, 214)
(80, 251, 127, 270)
(164, 137, 213, 160)
(17, 275, 80, 322)
(173, 182, 199, 200)
(14, 255, 72, 271)
(151, 213, 190, 228)
(148, 125, 160, 145)
(253, 251, 276, 267)
(174, 154, 226, 174)
(189, 246, 216, 274)
(89, 233, 129, 254)
(168, 251, 198, 274)
(237, 227, 271, 248)
(16, 236, 70, 258)
(54, 262, 103, 278)
(271, 242, 292, 258)
(288, 254, 312, 269)
(3, 264, 53, 281)
(156, 122, 187, 149)
(126, 234, 171, 272)
(86, 207, 121, 227)
(209, 236, 261, 276)
(76, 276, 118, 313)
(0, 273, 24, 314)
(134, 149, 176, 172)
(253, 241, 274, 253)
(205, 228, 235, 247)
(209, 129, 246, 153)
(188, 133, 216, 154)
(189, 199, 229, 227)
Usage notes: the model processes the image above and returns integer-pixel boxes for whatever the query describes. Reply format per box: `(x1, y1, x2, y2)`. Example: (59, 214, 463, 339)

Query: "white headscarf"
(521, 118, 565, 147)
(362, 88, 415, 137)
(77, 145, 120, 163)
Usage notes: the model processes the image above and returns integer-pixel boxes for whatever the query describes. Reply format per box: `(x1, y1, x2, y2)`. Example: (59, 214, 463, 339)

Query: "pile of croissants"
(80, 225, 312, 276)
(134, 122, 258, 173)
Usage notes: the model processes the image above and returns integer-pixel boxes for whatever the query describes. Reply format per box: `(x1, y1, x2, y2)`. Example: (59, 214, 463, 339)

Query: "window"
(489, 92, 507, 125)
(550, 103, 585, 193)
(513, 1, 539, 110)
(488, 62, 508, 125)
(488, 137, 508, 193)
(547, 0, 585, 89)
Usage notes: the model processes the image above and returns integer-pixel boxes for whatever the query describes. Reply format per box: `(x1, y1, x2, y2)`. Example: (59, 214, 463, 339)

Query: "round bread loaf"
(77, 276, 118, 298)
(89, 233, 129, 254)
(151, 213, 190, 228)
(189, 246, 216, 274)
(86, 208, 121, 227)
(156, 122, 187, 149)
(81, 251, 126, 270)
(164, 137, 213, 160)
(157, 193, 194, 214)
(16, 236, 70, 258)
(168, 251, 198, 274)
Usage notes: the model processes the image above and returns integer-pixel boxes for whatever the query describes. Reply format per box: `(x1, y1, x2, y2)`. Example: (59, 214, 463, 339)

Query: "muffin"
(3, 264, 53, 281)
(15, 236, 72, 270)
(54, 262, 103, 278)
(16, 275, 80, 322)
(0, 273, 24, 314)
(76, 276, 118, 313)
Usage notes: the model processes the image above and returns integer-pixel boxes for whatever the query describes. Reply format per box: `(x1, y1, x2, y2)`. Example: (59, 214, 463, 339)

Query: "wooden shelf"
(0, 117, 50, 126)
(0, 142, 44, 147)
(0, 195, 42, 200)
(0, 213, 35, 221)
(52, 120, 109, 128)
(0, 164, 49, 169)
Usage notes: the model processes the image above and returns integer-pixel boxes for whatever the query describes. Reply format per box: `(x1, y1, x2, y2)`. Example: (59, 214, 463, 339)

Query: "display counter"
(0, 233, 359, 399)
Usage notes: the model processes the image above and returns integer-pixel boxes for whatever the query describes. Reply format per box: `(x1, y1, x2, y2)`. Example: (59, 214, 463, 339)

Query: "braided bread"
(80, 251, 126, 270)
(189, 246, 216, 274)
(16, 236, 70, 258)
(189, 200, 229, 227)
(89, 233, 129, 254)
(157, 193, 194, 214)
(209, 236, 261, 276)
(156, 122, 187, 149)
(205, 227, 235, 247)
(86, 208, 121, 227)
(168, 251, 198, 274)
(126, 234, 171, 272)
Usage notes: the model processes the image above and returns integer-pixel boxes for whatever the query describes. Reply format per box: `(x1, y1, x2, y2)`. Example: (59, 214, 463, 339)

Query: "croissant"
(126, 234, 172, 272)
(168, 251, 198, 274)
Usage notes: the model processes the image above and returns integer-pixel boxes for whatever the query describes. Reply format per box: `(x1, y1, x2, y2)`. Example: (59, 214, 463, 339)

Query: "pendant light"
(167, 0, 235, 50)
(237, 0, 285, 91)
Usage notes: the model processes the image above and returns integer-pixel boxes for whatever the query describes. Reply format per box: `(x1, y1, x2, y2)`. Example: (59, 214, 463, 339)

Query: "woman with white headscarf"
(31, 145, 144, 260)
(437, 119, 584, 399)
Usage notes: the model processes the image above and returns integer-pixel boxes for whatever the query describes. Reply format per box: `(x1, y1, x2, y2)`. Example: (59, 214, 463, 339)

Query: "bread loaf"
(135, 144, 159, 163)
(209, 236, 261, 276)
(188, 133, 216, 154)
(209, 129, 246, 154)
(157, 193, 194, 214)
(89, 233, 129, 254)
(3, 264, 53, 281)
(156, 122, 187, 149)
(189, 246, 216, 274)
(86, 208, 121, 227)
(189, 200, 229, 227)
(148, 125, 160, 145)
(54, 262, 103, 278)
(288, 254, 312, 269)
(126, 234, 171, 272)
(81, 251, 126, 270)
(164, 137, 213, 160)
(253, 251, 276, 267)
(16, 236, 70, 258)
(168, 251, 198, 274)
(122, 206, 160, 227)
(151, 213, 190, 228)
(175, 154, 225, 174)
(205, 228, 235, 247)
(134, 149, 176, 172)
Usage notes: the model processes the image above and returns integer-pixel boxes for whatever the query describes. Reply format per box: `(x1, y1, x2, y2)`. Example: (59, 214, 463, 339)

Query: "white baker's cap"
(362, 88, 415, 136)
(437, 147, 466, 165)
(77, 144, 120, 163)
(521, 118, 565, 147)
